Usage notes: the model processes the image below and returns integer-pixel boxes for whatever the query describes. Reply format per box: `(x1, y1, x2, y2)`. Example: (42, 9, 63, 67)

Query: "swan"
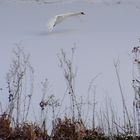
(47, 12, 85, 32)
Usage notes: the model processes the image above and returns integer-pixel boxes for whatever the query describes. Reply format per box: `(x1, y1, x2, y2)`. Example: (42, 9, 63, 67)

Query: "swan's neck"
(62, 12, 81, 18)
(69, 12, 81, 17)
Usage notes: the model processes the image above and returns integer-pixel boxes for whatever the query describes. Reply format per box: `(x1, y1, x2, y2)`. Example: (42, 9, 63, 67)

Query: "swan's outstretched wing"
(47, 16, 57, 32)
(47, 15, 64, 32)
(47, 12, 85, 32)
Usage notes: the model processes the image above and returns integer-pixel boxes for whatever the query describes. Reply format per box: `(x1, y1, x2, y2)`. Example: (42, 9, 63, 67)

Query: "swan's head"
(80, 12, 85, 15)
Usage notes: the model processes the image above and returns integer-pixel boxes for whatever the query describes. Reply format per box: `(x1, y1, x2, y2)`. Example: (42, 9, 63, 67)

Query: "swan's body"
(47, 12, 85, 32)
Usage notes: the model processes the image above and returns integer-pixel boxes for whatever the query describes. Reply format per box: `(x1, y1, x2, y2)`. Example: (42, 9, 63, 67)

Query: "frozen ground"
(0, 0, 140, 126)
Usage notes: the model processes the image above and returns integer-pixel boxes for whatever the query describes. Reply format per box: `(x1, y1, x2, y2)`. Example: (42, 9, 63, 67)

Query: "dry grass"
(1, 47, 140, 139)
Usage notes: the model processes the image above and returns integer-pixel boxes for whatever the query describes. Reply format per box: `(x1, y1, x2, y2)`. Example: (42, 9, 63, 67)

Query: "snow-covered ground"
(0, 0, 140, 127)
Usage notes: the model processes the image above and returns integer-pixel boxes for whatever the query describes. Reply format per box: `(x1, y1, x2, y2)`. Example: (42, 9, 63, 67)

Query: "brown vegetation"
(1, 47, 140, 139)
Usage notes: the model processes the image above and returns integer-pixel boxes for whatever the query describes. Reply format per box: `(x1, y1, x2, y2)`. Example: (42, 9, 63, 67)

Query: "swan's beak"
(81, 12, 85, 15)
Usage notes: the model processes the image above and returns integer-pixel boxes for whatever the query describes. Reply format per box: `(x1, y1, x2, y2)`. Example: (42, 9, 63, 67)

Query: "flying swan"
(47, 12, 85, 32)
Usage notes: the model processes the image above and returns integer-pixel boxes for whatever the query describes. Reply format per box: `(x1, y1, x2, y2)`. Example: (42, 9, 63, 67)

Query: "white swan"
(47, 12, 85, 32)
